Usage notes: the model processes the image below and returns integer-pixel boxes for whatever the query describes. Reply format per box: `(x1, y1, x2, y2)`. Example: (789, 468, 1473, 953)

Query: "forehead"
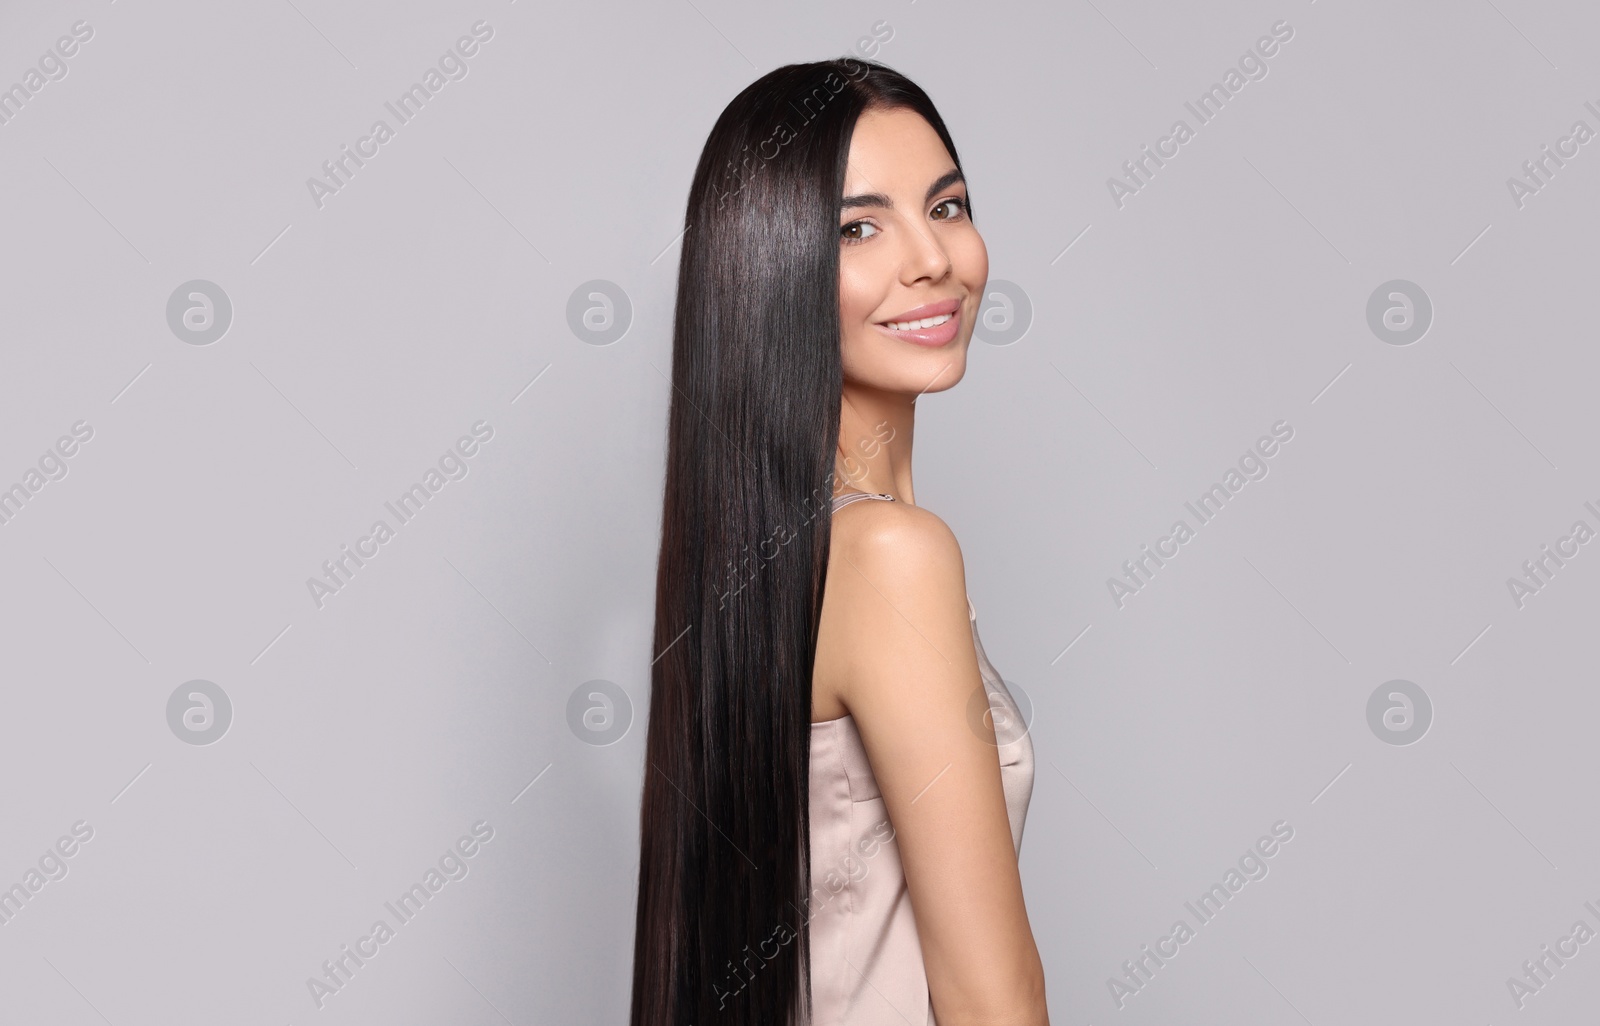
(842, 107, 954, 189)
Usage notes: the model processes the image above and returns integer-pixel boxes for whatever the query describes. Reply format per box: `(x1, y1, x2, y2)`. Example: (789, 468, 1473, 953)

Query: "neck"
(835, 383, 917, 505)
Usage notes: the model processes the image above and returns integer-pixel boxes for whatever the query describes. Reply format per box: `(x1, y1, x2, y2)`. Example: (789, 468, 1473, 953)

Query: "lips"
(875, 297, 962, 347)
(876, 298, 961, 328)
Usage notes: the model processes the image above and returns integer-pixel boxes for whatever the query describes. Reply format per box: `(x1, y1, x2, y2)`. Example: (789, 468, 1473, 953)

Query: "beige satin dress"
(807, 491, 1036, 1025)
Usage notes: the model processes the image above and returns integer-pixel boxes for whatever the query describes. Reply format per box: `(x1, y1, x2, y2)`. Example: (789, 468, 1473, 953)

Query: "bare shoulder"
(819, 498, 970, 715)
(829, 497, 965, 587)
(821, 498, 1048, 1012)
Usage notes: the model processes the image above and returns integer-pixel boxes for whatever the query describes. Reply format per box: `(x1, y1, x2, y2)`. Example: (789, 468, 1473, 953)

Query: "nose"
(898, 215, 952, 285)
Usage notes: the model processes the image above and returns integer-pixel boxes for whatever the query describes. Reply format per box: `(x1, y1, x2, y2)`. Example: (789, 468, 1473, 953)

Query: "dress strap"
(831, 491, 896, 512)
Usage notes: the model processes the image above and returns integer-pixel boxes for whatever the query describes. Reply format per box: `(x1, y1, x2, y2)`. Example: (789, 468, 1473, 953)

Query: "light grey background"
(1, 0, 1596, 1022)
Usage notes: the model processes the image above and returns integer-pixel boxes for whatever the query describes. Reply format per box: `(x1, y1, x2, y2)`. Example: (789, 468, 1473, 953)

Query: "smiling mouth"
(880, 312, 954, 332)
(874, 308, 961, 348)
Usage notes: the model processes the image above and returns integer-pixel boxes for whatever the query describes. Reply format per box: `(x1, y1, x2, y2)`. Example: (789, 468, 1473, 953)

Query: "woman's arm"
(826, 501, 1049, 1026)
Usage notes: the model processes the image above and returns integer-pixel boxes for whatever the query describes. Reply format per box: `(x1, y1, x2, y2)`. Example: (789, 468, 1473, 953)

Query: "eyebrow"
(840, 168, 965, 212)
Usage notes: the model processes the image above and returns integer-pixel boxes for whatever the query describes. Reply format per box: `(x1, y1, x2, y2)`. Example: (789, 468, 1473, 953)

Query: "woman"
(631, 58, 1049, 1026)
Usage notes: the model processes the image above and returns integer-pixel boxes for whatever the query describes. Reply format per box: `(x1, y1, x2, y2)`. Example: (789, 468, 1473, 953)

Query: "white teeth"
(884, 313, 952, 331)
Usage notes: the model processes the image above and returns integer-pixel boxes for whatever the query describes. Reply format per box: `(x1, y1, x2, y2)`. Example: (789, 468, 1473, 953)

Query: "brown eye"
(931, 198, 968, 221)
(841, 220, 879, 244)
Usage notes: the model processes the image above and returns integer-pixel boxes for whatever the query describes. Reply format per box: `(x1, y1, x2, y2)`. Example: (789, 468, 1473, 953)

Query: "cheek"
(838, 328, 885, 387)
(837, 285, 882, 378)
(838, 261, 879, 326)
(956, 231, 989, 288)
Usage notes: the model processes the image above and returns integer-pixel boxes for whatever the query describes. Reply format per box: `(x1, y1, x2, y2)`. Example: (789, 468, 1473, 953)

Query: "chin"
(911, 357, 968, 394)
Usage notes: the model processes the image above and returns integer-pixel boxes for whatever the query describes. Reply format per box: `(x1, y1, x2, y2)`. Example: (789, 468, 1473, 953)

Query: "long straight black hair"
(630, 58, 969, 1025)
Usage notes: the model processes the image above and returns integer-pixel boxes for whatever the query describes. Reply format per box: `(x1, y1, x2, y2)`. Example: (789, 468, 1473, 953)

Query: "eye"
(840, 220, 879, 245)
(930, 197, 968, 222)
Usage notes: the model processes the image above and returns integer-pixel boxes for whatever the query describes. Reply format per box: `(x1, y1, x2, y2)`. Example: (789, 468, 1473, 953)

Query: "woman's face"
(838, 106, 988, 397)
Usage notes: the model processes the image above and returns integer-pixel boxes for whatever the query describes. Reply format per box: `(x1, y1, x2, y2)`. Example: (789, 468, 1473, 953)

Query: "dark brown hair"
(630, 57, 968, 1026)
